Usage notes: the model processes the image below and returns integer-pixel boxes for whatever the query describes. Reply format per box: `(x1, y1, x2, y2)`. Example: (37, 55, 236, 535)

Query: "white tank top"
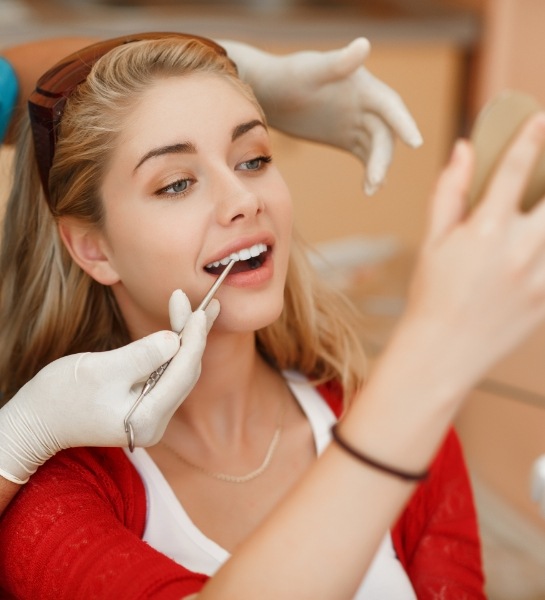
(125, 372, 417, 599)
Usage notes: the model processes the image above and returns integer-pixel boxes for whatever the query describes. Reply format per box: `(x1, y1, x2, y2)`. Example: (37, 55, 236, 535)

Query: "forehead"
(118, 73, 262, 148)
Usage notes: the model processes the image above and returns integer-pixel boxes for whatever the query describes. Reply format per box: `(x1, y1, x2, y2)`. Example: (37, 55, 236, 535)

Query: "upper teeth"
(206, 243, 267, 269)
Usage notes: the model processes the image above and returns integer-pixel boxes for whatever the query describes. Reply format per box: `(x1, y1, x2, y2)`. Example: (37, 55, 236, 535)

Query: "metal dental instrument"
(124, 258, 236, 451)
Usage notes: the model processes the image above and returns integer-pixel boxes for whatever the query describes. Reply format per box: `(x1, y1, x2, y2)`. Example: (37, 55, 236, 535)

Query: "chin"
(214, 296, 284, 334)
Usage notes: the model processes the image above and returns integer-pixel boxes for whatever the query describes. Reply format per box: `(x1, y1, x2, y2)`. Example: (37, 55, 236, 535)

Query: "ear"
(58, 217, 120, 286)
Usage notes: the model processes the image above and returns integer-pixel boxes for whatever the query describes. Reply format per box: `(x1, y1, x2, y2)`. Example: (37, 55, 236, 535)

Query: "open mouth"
(204, 242, 269, 275)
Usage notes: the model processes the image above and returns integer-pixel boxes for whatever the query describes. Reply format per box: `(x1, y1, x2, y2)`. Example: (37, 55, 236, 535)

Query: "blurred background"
(2, 0, 545, 597)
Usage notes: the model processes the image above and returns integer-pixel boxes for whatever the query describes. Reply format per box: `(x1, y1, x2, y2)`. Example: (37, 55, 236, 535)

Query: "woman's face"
(95, 73, 293, 339)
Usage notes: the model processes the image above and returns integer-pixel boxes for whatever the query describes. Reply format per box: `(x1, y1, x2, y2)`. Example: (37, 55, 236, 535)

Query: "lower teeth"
(248, 257, 261, 270)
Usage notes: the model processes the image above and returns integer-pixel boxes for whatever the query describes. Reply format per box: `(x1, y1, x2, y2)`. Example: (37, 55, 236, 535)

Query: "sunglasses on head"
(28, 32, 227, 208)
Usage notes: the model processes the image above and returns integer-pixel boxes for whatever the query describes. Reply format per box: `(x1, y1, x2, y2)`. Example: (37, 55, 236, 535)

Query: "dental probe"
(124, 258, 236, 451)
(195, 258, 236, 313)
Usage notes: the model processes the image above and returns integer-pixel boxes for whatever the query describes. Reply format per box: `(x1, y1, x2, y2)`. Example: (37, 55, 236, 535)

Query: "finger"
(92, 330, 180, 383)
(179, 310, 207, 354)
(136, 314, 208, 443)
(358, 70, 423, 148)
(169, 289, 192, 333)
(168, 310, 208, 385)
(424, 139, 474, 247)
(203, 299, 221, 334)
(333, 38, 371, 79)
(522, 191, 545, 246)
(362, 114, 394, 195)
(352, 131, 372, 163)
(302, 37, 370, 88)
(475, 113, 545, 223)
(352, 136, 372, 192)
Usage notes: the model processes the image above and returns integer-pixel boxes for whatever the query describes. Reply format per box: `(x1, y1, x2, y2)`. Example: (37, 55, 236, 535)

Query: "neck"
(171, 329, 284, 448)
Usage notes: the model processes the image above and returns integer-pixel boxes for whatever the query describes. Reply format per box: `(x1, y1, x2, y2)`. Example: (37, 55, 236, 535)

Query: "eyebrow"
(134, 141, 196, 172)
(133, 119, 267, 173)
(232, 119, 267, 142)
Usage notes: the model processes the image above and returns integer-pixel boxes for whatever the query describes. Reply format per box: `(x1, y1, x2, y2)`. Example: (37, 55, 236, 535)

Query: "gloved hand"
(0, 291, 219, 484)
(225, 37, 423, 195)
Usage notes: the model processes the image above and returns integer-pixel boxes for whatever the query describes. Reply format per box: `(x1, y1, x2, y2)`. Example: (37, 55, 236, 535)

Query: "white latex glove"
(0, 291, 219, 484)
(223, 38, 423, 195)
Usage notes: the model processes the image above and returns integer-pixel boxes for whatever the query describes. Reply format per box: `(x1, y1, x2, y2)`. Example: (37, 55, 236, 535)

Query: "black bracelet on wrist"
(330, 423, 429, 482)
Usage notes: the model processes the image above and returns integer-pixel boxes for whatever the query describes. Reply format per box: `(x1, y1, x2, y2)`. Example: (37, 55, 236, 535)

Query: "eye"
(155, 177, 193, 197)
(238, 155, 272, 172)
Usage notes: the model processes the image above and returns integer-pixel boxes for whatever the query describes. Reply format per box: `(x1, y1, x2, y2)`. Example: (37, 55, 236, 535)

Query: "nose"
(213, 170, 264, 225)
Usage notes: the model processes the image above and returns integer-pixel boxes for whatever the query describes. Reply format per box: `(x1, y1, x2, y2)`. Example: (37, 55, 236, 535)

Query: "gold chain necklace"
(160, 396, 288, 484)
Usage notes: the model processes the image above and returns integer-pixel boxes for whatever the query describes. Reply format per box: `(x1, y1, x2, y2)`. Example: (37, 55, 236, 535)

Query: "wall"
(271, 39, 465, 248)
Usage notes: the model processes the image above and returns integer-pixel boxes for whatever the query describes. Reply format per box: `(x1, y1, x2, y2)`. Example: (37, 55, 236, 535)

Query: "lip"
(203, 232, 275, 269)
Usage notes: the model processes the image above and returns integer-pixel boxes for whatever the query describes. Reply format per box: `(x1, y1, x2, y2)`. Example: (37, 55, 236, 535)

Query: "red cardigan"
(0, 381, 485, 599)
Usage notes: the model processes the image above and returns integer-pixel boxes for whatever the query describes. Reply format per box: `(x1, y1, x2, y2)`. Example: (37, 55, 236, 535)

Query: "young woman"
(2, 32, 545, 599)
(0, 31, 422, 514)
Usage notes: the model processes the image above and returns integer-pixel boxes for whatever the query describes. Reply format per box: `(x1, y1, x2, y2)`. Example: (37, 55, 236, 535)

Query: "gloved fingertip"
(348, 37, 371, 57)
(327, 37, 370, 81)
(407, 130, 424, 148)
(364, 165, 388, 196)
(364, 165, 386, 195)
(397, 122, 423, 148)
(364, 180, 379, 196)
(170, 289, 187, 301)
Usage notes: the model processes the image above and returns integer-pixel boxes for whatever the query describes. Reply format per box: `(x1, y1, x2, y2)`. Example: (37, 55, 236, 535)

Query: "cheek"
(104, 210, 205, 307)
(275, 182, 294, 259)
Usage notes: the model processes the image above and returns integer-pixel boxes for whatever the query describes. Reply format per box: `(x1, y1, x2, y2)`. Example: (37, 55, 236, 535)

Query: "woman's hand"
(0, 291, 219, 484)
(402, 113, 545, 395)
(223, 38, 423, 195)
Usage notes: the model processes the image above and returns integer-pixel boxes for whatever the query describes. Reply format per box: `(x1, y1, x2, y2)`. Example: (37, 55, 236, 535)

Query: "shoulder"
(395, 427, 476, 544)
(392, 429, 485, 596)
(315, 379, 344, 418)
(0, 447, 208, 599)
(400, 428, 474, 521)
(4, 446, 147, 533)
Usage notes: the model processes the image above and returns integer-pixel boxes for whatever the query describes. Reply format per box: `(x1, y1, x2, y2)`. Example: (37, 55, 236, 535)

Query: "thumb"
(92, 331, 180, 383)
(162, 311, 208, 391)
(305, 38, 370, 87)
(424, 140, 473, 248)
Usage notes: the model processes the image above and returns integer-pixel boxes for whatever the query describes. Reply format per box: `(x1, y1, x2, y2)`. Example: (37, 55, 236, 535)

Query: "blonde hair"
(0, 37, 366, 404)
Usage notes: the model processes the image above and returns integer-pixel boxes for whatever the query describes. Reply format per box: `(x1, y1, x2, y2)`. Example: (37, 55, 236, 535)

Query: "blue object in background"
(0, 57, 18, 142)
